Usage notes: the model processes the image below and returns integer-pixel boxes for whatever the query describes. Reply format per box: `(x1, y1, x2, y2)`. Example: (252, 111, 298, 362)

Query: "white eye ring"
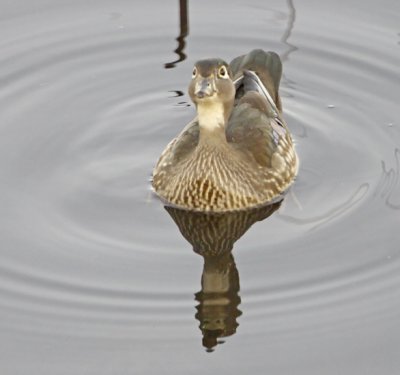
(218, 66, 228, 78)
(192, 67, 197, 78)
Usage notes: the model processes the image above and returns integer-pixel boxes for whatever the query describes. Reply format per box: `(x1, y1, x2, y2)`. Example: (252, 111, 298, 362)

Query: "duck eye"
(218, 66, 228, 78)
(192, 67, 197, 78)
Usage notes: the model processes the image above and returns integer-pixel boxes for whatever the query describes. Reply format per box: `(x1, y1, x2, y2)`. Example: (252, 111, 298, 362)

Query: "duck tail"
(230, 49, 282, 109)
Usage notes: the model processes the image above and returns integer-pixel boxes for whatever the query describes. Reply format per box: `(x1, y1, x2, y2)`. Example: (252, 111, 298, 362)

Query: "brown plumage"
(152, 49, 298, 212)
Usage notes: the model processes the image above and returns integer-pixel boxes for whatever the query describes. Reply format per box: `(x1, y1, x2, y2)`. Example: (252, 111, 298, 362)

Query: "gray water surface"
(1, 0, 400, 374)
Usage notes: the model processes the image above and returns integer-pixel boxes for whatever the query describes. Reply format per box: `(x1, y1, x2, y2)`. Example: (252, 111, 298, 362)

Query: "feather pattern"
(152, 49, 298, 211)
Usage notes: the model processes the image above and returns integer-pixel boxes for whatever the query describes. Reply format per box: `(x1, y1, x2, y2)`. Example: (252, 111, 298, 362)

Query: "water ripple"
(0, 1, 399, 370)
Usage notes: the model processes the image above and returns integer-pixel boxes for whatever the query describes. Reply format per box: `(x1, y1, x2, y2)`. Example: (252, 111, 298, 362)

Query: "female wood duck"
(152, 49, 298, 212)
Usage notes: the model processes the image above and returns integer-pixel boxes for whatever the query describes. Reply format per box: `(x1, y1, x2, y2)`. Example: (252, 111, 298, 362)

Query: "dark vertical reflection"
(165, 0, 189, 69)
(165, 202, 281, 351)
(280, 0, 297, 62)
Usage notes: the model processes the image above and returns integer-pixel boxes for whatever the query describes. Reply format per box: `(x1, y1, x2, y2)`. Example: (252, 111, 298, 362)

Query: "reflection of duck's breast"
(165, 202, 281, 256)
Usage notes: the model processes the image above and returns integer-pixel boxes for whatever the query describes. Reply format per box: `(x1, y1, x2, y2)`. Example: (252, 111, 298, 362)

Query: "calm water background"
(1, 0, 399, 373)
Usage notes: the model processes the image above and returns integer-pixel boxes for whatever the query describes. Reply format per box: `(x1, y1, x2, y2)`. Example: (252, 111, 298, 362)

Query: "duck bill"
(194, 78, 215, 99)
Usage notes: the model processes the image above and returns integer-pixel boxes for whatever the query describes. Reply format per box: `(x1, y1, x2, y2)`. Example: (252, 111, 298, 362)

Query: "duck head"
(188, 59, 235, 131)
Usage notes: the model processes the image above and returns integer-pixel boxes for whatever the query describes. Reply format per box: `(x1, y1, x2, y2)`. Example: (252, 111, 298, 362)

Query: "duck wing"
(227, 55, 290, 169)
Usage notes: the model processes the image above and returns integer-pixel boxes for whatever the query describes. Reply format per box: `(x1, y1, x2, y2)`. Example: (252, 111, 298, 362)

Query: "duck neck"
(196, 101, 232, 144)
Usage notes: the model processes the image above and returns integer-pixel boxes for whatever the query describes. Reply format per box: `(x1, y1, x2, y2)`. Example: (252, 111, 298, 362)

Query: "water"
(0, 0, 399, 373)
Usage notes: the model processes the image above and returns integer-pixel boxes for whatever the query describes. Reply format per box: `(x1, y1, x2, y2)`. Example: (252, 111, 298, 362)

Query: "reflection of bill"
(195, 252, 241, 352)
(165, 202, 281, 351)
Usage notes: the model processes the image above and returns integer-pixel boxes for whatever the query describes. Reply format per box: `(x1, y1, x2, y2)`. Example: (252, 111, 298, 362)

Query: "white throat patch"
(197, 101, 225, 131)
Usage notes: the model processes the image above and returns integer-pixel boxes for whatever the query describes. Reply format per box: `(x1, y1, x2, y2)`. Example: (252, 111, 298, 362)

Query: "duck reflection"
(165, 201, 281, 351)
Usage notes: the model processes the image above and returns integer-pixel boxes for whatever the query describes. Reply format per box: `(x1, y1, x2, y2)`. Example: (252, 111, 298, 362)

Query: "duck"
(152, 49, 298, 212)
